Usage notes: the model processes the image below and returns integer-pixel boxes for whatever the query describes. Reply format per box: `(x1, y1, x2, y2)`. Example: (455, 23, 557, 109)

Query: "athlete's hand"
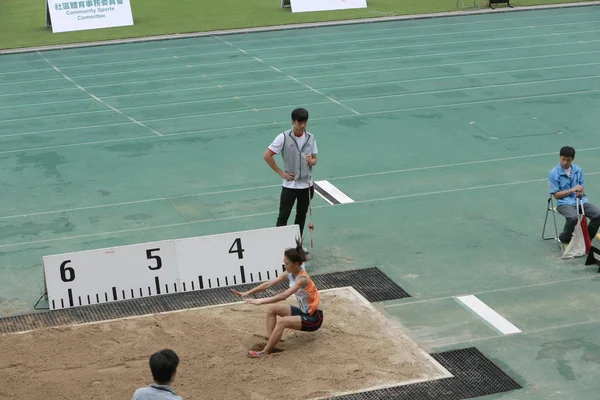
(244, 298, 263, 305)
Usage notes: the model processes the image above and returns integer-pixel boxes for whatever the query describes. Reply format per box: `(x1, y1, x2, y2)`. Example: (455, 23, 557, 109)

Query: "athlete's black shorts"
(290, 306, 324, 332)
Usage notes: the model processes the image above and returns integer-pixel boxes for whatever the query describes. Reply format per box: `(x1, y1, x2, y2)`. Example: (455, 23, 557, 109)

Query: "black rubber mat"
(312, 267, 411, 302)
(0, 267, 408, 334)
(333, 347, 522, 399)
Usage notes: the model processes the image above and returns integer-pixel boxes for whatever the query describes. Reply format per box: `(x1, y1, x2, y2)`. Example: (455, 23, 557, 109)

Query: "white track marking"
(0, 172, 598, 248)
(0, 9, 596, 63)
(258, 28, 600, 61)
(243, 20, 600, 53)
(2, 86, 600, 148)
(280, 39, 600, 72)
(5, 28, 598, 88)
(3, 19, 600, 76)
(300, 49, 600, 80)
(213, 36, 361, 115)
(341, 74, 600, 103)
(0, 149, 598, 221)
(219, 10, 600, 45)
(3, 37, 600, 89)
(385, 275, 598, 309)
(4, 57, 600, 112)
(436, 319, 600, 349)
(6, 71, 600, 136)
(37, 52, 163, 137)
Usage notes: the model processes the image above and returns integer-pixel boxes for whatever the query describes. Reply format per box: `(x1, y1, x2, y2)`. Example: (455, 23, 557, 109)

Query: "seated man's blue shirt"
(548, 163, 587, 206)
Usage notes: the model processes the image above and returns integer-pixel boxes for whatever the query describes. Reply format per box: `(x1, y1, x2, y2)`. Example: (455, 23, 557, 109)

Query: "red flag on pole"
(581, 216, 591, 254)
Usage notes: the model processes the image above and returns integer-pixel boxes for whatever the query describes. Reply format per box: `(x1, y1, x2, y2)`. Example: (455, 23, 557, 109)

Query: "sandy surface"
(0, 287, 449, 400)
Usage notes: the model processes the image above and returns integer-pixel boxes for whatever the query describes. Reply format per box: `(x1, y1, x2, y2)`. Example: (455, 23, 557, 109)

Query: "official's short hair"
(291, 108, 309, 122)
(149, 349, 179, 384)
(560, 146, 576, 159)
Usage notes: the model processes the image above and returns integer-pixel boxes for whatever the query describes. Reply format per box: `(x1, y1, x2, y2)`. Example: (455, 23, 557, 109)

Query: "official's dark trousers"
(276, 186, 315, 237)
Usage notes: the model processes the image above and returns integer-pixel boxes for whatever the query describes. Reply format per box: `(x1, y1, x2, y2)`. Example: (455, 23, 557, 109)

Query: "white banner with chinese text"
(47, 0, 134, 33)
(289, 0, 368, 13)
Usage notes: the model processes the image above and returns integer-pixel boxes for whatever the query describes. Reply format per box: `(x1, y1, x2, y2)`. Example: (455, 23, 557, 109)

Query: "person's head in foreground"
(133, 349, 182, 400)
(150, 349, 179, 385)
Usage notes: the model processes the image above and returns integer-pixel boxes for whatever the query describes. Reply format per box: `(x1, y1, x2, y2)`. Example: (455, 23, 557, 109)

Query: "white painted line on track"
(37, 52, 163, 137)
(1, 8, 597, 61)
(3, 19, 599, 75)
(214, 36, 361, 115)
(4, 28, 600, 87)
(1, 172, 599, 249)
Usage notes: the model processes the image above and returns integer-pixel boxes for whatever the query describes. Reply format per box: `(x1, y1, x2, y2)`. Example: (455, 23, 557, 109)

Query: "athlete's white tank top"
(287, 264, 309, 314)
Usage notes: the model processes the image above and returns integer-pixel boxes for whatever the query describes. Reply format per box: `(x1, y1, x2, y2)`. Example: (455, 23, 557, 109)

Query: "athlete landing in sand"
(231, 238, 323, 358)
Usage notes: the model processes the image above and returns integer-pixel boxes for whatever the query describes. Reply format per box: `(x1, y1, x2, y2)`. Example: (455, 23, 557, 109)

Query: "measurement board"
(42, 225, 300, 310)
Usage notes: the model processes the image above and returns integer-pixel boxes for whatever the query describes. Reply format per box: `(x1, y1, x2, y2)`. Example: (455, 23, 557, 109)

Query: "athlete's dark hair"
(284, 237, 309, 264)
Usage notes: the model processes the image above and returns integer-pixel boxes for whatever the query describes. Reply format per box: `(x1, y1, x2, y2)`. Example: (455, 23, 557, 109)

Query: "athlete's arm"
(231, 272, 288, 297)
(245, 276, 307, 305)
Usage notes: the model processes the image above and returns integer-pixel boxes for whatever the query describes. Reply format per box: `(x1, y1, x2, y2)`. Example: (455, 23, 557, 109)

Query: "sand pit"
(0, 287, 450, 400)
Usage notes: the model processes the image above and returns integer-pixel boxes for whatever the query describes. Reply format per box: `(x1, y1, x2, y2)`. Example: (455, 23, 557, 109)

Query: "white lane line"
(0, 101, 331, 139)
(7, 27, 597, 88)
(300, 50, 600, 80)
(37, 52, 163, 137)
(1, 9, 596, 64)
(350, 172, 600, 205)
(4, 57, 600, 112)
(2, 69, 599, 124)
(2, 85, 600, 149)
(434, 318, 600, 349)
(385, 275, 596, 309)
(0, 184, 280, 221)
(263, 28, 600, 61)
(224, 11, 600, 45)
(7, 70, 600, 137)
(245, 20, 600, 53)
(4, 49, 597, 105)
(279, 39, 600, 71)
(214, 36, 361, 115)
(0, 149, 598, 221)
(3, 37, 599, 89)
(340, 74, 600, 103)
(1, 172, 599, 249)
(3, 19, 600, 76)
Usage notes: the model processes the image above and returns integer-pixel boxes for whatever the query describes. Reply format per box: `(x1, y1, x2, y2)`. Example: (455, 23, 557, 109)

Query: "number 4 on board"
(229, 238, 244, 259)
